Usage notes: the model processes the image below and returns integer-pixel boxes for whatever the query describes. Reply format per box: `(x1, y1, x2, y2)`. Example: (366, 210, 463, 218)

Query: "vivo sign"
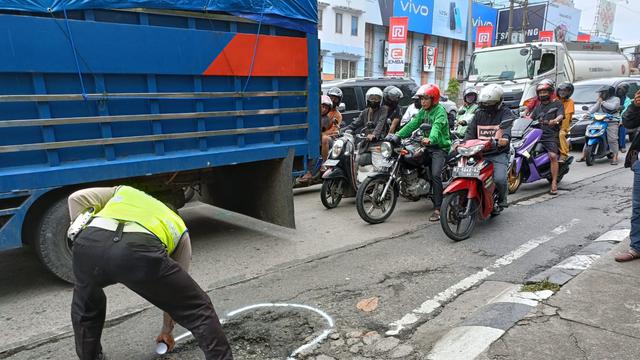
(400, 0, 430, 16)
(393, 0, 434, 34)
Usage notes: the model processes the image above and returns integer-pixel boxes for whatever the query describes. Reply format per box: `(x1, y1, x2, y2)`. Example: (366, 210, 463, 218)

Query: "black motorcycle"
(320, 131, 363, 208)
(355, 124, 455, 224)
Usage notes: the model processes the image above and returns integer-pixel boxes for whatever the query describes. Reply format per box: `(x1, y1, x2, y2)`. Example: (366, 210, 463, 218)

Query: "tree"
(446, 78, 460, 104)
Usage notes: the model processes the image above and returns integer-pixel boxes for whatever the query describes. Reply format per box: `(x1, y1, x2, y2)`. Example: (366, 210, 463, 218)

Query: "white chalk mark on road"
(158, 303, 335, 359)
(386, 219, 580, 336)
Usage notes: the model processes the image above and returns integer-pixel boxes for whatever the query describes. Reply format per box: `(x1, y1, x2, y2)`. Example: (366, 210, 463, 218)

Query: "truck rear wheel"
(34, 197, 74, 283)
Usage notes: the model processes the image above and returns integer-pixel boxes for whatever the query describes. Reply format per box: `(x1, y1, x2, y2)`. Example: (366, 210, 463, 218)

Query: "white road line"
(385, 219, 580, 336)
(594, 229, 629, 242)
(427, 326, 505, 360)
(555, 254, 601, 271)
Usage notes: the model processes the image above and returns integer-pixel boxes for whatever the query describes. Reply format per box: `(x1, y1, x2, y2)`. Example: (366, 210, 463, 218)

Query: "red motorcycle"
(440, 138, 501, 241)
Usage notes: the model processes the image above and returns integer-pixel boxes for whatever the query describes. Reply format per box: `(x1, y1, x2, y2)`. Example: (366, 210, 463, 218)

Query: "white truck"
(463, 41, 630, 108)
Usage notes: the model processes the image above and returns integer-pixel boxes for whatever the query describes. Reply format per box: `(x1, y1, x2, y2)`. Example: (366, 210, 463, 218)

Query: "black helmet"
(597, 85, 615, 99)
(463, 88, 478, 104)
(556, 82, 574, 99)
(383, 85, 403, 104)
(616, 83, 629, 98)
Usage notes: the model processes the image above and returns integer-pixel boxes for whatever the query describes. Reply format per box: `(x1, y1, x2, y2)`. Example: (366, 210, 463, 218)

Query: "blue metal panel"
(0, 188, 52, 250)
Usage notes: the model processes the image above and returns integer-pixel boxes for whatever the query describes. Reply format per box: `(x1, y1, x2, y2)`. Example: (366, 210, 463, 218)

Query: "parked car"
(322, 77, 418, 126)
(568, 77, 640, 147)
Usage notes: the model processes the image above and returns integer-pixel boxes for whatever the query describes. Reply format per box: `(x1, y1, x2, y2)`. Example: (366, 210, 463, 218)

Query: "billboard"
(431, 0, 469, 41)
(475, 25, 494, 49)
(471, 2, 498, 47)
(595, 0, 616, 34)
(423, 46, 438, 72)
(393, 0, 434, 35)
(544, 3, 581, 42)
(496, 3, 547, 45)
(387, 17, 409, 76)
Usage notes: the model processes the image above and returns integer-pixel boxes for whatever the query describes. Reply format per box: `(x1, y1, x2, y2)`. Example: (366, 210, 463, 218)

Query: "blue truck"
(0, 1, 319, 282)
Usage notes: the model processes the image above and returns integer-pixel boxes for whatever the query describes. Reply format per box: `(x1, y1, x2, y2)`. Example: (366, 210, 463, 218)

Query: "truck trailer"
(464, 41, 630, 108)
(0, 1, 319, 282)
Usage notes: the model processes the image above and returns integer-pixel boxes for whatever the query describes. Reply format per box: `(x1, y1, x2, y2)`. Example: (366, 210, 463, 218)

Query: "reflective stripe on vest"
(96, 186, 186, 254)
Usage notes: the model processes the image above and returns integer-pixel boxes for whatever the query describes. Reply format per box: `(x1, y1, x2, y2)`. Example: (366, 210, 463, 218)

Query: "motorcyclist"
(525, 78, 557, 116)
(393, 83, 451, 222)
(383, 86, 404, 134)
(616, 83, 629, 153)
(327, 87, 344, 127)
(462, 84, 513, 210)
(320, 94, 338, 162)
(583, 85, 621, 165)
(530, 81, 564, 195)
(400, 88, 422, 127)
(344, 87, 388, 142)
(454, 88, 479, 138)
(556, 82, 575, 162)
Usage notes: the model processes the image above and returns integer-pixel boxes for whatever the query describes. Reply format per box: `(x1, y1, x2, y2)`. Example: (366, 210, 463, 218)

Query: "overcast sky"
(568, 0, 636, 44)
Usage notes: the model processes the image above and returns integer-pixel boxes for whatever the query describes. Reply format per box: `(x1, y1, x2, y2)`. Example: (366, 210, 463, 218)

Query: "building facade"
(318, 0, 367, 80)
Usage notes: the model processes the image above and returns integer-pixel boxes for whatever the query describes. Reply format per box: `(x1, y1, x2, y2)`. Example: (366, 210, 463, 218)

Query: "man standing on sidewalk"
(616, 90, 640, 262)
(68, 186, 233, 359)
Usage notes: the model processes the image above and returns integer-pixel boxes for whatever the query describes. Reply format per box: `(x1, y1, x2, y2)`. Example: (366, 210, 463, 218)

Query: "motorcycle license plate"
(453, 166, 480, 178)
(324, 159, 339, 167)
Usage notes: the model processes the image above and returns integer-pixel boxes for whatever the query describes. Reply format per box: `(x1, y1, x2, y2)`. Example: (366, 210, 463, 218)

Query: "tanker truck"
(463, 41, 630, 108)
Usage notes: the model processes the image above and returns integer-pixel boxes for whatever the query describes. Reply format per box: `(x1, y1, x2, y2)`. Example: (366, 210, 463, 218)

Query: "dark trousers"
(71, 227, 232, 360)
(426, 148, 446, 208)
(631, 161, 640, 253)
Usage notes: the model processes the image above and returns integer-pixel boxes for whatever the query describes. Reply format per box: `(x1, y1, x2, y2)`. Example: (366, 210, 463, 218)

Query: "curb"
(425, 226, 630, 360)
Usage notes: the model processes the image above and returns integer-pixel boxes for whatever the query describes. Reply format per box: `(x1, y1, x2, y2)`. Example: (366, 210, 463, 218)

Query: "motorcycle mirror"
(581, 105, 589, 111)
(338, 102, 346, 112)
(419, 123, 432, 132)
(458, 109, 466, 115)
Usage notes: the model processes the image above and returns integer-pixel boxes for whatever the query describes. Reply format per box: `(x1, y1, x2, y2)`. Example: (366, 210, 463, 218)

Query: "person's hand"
(597, 97, 603, 104)
(156, 332, 175, 352)
(367, 134, 376, 141)
(421, 137, 431, 145)
(634, 90, 640, 107)
(328, 127, 339, 137)
(498, 138, 509, 147)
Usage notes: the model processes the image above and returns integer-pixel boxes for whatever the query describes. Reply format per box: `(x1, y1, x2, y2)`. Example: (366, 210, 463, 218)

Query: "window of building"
(351, 16, 358, 36)
(319, 9, 323, 31)
(334, 59, 357, 79)
(335, 13, 343, 34)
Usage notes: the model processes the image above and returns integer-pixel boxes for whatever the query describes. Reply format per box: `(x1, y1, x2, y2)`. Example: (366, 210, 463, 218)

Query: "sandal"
(429, 211, 440, 222)
(611, 160, 619, 166)
(549, 188, 558, 195)
(615, 250, 640, 262)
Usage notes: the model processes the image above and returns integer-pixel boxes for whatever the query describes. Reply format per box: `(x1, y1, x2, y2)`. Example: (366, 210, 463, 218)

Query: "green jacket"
(396, 103, 451, 152)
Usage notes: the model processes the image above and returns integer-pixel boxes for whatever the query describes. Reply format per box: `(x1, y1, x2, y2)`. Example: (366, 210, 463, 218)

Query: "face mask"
(538, 94, 550, 102)
(368, 101, 381, 109)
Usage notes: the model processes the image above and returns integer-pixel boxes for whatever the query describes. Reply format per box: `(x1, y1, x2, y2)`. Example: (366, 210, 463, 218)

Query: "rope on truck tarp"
(242, 0, 267, 93)
(61, 5, 88, 101)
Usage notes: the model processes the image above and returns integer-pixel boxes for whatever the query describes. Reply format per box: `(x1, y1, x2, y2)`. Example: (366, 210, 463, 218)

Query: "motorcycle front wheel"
(321, 178, 344, 209)
(356, 176, 397, 224)
(440, 190, 477, 241)
(507, 161, 522, 194)
(585, 144, 594, 166)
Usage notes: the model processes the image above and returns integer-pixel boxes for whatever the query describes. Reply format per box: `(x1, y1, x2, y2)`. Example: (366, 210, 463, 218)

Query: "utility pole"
(507, 0, 515, 44)
(521, 0, 528, 44)
(465, 0, 473, 74)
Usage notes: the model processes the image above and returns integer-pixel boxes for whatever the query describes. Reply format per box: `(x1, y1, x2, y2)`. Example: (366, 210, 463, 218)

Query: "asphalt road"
(0, 150, 632, 359)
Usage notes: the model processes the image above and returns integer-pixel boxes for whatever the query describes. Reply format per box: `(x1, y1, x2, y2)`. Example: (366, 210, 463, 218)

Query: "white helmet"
(478, 84, 504, 107)
(365, 87, 383, 102)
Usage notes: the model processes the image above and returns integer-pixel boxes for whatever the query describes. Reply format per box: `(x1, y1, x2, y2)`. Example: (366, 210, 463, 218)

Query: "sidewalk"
(481, 239, 640, 360)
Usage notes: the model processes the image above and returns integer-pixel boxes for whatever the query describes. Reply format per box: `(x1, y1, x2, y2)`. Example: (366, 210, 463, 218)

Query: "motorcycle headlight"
(457, 144, 485, 156)
(381, 141, 394, 158)
(331, 139, 344, 159)
(512, 138, 525, 149)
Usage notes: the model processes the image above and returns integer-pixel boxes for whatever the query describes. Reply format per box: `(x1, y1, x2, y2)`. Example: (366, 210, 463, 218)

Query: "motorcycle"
(440, 135, 512, 241)
(355, 124, 455, 224)
(583, 112, 620, 166)
(507, 116, 573, 194)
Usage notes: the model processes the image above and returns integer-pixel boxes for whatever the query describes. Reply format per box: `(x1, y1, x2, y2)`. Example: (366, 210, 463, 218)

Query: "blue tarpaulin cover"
(0, 0, 317, 32)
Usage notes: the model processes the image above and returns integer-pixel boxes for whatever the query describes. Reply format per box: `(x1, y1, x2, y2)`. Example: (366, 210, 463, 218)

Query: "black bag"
(625, 134, 640, 168)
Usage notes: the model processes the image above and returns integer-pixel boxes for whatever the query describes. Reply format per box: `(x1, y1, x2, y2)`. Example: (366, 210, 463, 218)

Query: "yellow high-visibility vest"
(96, 186, 186, 254)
